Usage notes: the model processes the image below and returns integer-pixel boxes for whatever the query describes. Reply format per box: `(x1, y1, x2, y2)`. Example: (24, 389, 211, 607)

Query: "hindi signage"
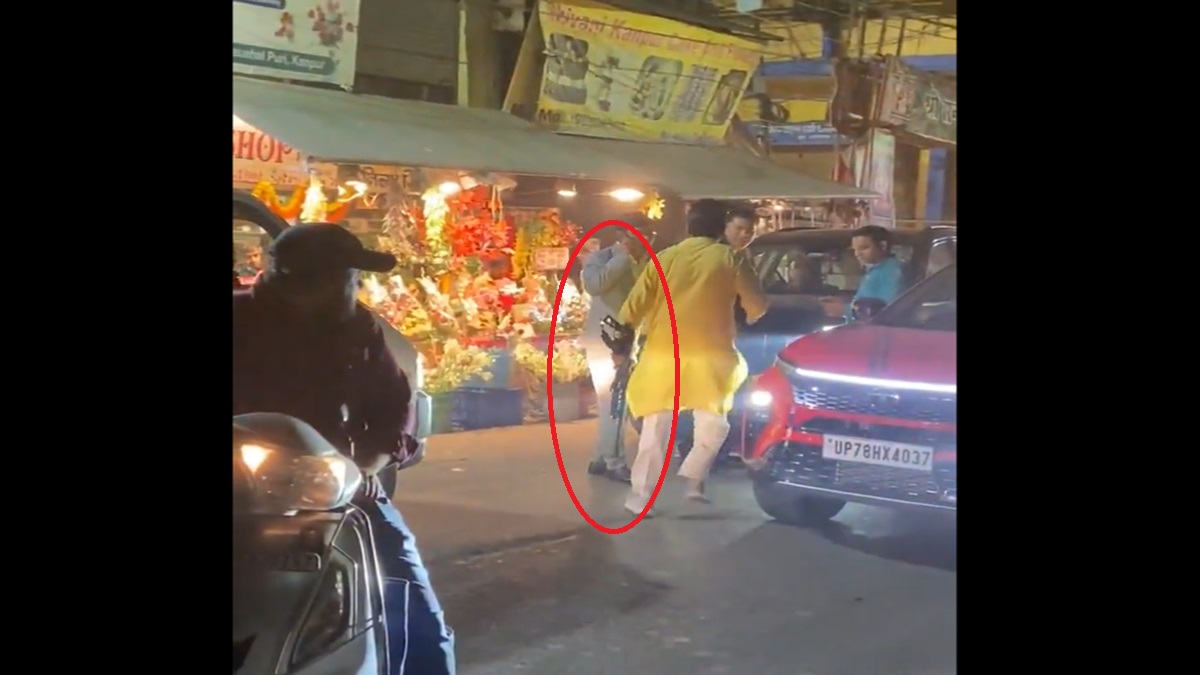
(877, 57, 956, 147)
(530, 0, 761, 144)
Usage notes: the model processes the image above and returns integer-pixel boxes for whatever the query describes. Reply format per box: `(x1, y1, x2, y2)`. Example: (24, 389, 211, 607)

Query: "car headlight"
(747, 389, 773, 407)
(235, 443, 362, 514)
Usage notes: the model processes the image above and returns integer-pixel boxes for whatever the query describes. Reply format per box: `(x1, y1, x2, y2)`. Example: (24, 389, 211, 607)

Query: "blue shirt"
(848, 256, 904, 317)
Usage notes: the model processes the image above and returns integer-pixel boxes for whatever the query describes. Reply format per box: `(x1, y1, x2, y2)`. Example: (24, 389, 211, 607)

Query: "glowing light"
(557, 187, 578, 197)
(438, 181, 461, 196)
(748, 390, 773, 407)
(609, 188, 644, 202)
(239, 444, 271, 474)
(792, 366, 956, 394)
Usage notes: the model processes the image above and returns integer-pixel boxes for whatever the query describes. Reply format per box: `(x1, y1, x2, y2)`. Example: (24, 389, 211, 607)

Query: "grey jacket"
(581, 245, 641, 337)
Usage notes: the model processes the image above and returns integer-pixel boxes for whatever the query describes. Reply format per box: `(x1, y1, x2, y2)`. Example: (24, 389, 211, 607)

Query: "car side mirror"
(851, 297, 887, 321)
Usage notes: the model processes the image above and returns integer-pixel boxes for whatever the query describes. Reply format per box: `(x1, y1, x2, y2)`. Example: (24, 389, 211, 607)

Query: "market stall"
(232, 74, 874, 434)
(233, 76, 677, 432)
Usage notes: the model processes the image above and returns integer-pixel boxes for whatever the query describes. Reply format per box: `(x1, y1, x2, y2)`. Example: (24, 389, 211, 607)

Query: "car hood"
(735, 296, 835, 375)
(778, 323, 956, 385)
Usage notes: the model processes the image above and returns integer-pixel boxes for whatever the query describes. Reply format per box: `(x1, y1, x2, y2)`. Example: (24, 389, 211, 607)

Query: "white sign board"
(233, 0, 360, 88)
(533, 247, 570, 271)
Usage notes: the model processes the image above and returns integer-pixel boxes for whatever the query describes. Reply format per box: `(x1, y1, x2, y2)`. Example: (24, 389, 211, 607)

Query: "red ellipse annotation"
(546, 219, 681, 535)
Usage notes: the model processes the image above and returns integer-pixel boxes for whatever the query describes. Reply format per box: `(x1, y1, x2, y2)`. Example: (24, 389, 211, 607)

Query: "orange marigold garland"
(250, 180, 306, 220)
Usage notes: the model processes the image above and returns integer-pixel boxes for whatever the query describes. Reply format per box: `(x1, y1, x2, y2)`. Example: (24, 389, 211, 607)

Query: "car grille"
(790, 377, 956, 424)
(766, 438, 956, 508)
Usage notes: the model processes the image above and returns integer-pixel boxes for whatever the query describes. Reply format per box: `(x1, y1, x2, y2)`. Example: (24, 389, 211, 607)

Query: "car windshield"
(873, 263, 957, 332)
(750, 238, 913, 295)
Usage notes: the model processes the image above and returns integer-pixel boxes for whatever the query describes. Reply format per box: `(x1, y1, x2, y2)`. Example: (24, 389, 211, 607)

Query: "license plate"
(821, 434, 934, 472)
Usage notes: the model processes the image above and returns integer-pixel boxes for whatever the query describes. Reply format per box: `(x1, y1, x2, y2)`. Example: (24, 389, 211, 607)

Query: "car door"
(925, 237, 956, 279)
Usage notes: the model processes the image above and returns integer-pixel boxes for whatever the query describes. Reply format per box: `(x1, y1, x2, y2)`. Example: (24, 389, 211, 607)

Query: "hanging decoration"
(298, 175, 364, 223)
(512, 210, 579, 279)
(250, 181, 306, 220)
(420, 188, 453, 275)
(640, 189, 665, 220)
(251, 177, 364, 223)
(445, 185, 514, 258)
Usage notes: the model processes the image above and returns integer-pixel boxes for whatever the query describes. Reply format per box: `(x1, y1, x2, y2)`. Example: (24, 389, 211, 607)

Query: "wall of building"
(356, 0, 460, 98)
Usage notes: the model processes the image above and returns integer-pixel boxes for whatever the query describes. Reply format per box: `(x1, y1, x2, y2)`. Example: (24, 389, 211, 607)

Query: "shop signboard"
(233, 115, 311, 186)
(233, 0, 360, 88)
(533, 246, 571, 271)
(866, 130, 896, 228)
(877, 57, 956, 147)
(528, 0, 761, 144)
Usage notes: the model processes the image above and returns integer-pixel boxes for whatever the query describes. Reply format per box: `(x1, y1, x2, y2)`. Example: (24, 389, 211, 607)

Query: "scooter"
(233, 412, 411, 675)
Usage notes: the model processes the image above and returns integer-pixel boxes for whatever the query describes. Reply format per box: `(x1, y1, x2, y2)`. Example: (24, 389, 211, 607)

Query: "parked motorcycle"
(233, 412, 411, 675)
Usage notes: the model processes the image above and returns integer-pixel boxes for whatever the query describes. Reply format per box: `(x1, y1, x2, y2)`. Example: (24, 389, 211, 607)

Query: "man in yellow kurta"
(618, 200, 768, 515)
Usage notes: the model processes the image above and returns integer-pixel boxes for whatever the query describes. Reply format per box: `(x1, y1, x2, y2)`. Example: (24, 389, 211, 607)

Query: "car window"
(751, 241, 914, 295)
(874, 264, 956, 332)
(927, 238, 955, 277)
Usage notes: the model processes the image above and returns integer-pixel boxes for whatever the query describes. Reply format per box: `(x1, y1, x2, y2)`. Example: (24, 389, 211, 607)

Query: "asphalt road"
(397, 421, 957, 675)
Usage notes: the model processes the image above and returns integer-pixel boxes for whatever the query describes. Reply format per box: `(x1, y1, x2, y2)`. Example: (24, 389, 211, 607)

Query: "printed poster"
(533, 0, 760, 144)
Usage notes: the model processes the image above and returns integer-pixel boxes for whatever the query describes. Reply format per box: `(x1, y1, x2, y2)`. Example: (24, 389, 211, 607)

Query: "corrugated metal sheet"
(232, 76, 876, 200)
(356, 0, 458, 87)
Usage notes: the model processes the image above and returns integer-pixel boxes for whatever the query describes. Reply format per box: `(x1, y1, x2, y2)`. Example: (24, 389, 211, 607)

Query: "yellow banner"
(535, 1, 761, 144)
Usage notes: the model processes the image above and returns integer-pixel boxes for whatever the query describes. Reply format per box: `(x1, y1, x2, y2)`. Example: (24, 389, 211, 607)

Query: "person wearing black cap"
(233, 223, 456, 675)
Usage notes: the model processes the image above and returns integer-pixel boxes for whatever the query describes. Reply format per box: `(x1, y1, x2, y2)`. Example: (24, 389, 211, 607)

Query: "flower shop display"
(513, 338, 591, 423)
(247, 166, 596, 434)
(420, 339, 495, 433)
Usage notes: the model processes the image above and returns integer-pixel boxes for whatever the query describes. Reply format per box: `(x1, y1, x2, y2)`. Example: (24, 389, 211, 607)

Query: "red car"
(745, 264, 957, 524)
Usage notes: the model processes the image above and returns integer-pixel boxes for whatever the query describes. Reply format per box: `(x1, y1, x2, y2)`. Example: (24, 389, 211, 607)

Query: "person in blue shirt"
(821, 225, 905, 319)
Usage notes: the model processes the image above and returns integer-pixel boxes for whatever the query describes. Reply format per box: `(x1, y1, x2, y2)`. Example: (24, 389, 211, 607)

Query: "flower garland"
(251, 177, 360, 222)
(512, 210, 580, 279)
(250, 181, 306, 220)
(420, 189, 453, 274)
(445, 185, 513, 258)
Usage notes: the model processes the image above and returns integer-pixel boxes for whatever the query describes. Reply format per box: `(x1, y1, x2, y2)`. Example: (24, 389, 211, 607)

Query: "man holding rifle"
(579, 214, 655, 483)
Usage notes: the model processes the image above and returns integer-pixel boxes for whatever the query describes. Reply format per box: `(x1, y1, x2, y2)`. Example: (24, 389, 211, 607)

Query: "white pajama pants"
(583, 342, 625, 469)
(628, 409, 731, 508)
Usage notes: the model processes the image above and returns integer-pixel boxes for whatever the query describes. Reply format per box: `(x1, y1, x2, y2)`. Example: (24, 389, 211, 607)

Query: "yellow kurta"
(618, 237, 768, 418)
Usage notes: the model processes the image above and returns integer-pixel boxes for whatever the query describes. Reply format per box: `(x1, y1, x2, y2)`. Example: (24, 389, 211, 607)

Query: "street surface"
(395, 421, 956, 675)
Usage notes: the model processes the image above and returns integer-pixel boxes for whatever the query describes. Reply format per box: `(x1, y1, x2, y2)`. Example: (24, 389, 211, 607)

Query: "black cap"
(268, 224, 397, 275)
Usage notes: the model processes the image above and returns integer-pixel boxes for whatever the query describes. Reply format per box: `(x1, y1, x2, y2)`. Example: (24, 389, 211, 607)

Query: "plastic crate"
(453, 388, 525, 431)
(430, 393, 455, 434)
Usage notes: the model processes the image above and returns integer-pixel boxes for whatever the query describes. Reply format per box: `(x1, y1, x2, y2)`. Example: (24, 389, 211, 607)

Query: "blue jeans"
(355, 496, 456, 675)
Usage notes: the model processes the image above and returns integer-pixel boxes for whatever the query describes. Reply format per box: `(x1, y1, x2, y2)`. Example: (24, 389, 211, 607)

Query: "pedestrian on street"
(618, 200, 768, 514)
(232, 224, 456, 675)
(820, 224, 905, 319)
(580, 214, 655, 484)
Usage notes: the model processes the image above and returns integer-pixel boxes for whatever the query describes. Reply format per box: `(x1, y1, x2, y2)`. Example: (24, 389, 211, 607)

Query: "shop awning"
(550, 135, 877, 201)
(233, 76, 874, 201)
(232, 76, 637, 179)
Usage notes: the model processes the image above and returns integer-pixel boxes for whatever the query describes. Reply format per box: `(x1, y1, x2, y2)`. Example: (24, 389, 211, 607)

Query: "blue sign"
(234, 0, 287, 9)
(743, 122, 849, 147)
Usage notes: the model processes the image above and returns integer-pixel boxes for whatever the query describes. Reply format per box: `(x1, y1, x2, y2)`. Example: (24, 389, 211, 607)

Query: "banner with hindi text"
(533, 0, 761, 145)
